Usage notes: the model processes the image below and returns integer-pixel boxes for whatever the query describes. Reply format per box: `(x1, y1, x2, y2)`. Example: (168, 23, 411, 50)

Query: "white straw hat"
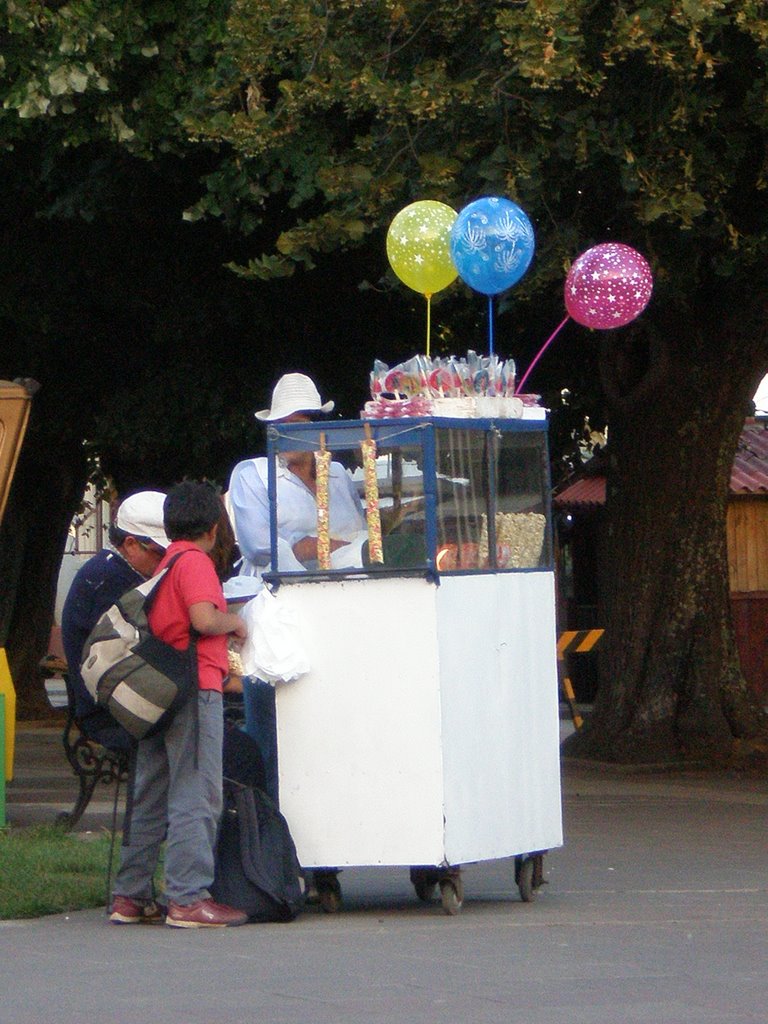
(116, 490, 171, 548)
(255, 373, 335, 422)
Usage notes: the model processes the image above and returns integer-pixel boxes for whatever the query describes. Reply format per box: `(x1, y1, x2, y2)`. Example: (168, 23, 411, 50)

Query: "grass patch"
(0, 824, 114, 920)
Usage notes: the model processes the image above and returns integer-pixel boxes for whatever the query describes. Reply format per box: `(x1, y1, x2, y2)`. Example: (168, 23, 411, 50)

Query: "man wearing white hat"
(228, 374, 360, 902)
(253, 371, 335, 423)
(61, 490, 171, 749)
(229, 372, 364, 577)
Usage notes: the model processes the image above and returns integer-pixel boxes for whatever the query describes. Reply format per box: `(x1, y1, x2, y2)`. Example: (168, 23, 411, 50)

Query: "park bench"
(38, 649, 247, 830)
(38, 652, 130, 829)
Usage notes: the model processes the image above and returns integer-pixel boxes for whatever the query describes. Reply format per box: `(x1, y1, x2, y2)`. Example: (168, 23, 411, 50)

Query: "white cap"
(115, 490, 171, 549)
(255, 373, 334, 422)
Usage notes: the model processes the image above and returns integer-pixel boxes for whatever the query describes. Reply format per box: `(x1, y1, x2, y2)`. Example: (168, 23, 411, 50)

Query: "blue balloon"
(450, 197, 535, 296)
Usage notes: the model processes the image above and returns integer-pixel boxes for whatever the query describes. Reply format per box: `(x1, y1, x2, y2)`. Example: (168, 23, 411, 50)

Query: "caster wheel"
(518, 857, 535, 902)
(319, 888, 341, 914)
(415, 880, 437, 902)
(532, 854, 545, 890)
(439, 875, 464, 915)
(315, 871, 342, 914)
(410, 867, 439, 903)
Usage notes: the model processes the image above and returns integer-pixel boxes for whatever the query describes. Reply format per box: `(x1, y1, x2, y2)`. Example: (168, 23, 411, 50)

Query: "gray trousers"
(113, 690, 224, 906)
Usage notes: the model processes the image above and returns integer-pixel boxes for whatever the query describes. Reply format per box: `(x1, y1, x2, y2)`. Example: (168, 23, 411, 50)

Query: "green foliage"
(1, 0, 231, 153)
(4, 0, 768, 468)
(7, 0, 768, 317)
(0, 825, 112, 919)
(176, 0, 768, 320)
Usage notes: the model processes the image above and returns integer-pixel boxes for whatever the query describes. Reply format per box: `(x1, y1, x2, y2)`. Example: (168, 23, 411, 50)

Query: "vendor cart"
(262, 411, 562, 913)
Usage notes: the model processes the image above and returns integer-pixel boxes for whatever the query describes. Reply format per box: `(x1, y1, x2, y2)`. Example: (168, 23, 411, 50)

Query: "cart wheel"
(439, 875, 464, 916)
(315, 871, 342, 914)
(517, 856, 535, 902)
(410, 867, 440, 903)
(532, 853, 545, 890)
(415, 879, 437, 902)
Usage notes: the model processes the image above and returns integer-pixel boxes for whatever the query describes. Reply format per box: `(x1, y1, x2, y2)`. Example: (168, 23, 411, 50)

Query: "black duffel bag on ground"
(211, 778, 304, 923)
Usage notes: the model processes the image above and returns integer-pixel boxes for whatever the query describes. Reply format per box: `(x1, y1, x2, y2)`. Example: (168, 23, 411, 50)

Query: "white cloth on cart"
(239, 588, 310, 685)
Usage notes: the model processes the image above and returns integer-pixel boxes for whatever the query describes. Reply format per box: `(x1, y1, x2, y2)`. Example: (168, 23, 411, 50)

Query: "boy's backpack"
(80, 551, 197, 741)
(211, 778, 304, 923)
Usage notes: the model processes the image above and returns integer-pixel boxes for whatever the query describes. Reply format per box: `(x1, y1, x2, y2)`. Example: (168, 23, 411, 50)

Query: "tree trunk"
(0, 414, 87, 719)
(564, 320, 768, 764)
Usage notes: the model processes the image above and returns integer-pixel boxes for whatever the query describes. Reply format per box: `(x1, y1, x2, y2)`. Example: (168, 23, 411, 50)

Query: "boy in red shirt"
(110, 481, 249, 928)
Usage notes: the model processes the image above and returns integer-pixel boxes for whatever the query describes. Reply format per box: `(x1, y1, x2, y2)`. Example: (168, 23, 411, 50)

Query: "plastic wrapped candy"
(364, 352, 522, 418)
(369, 352, 516, 402)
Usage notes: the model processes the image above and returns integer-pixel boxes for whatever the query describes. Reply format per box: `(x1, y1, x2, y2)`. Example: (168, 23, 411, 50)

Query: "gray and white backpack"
(81, 551, 197, 740)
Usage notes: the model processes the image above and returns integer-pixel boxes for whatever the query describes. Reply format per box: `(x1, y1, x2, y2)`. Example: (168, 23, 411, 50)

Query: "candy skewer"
(315, 434, 331, 570)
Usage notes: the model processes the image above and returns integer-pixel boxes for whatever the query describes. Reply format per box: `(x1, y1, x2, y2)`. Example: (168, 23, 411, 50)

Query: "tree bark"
(564, 319, 768, 764)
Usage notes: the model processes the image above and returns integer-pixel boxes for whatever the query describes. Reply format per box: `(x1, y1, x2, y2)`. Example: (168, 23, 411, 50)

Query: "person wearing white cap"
(229, 372, 365, 577)
(61, 490, 171, 750)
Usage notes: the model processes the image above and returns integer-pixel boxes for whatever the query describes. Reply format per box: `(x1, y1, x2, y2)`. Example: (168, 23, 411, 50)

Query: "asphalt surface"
(2, 721, 768, 1024)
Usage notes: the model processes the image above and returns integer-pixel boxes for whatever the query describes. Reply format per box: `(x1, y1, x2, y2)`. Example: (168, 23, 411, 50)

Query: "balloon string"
(425, 293, 432, 359)
(515, 315, 570, 395)
(487, 295, 494, 357)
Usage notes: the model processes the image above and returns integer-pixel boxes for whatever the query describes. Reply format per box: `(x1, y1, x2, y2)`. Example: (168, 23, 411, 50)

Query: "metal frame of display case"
(265, 415, 553, 583)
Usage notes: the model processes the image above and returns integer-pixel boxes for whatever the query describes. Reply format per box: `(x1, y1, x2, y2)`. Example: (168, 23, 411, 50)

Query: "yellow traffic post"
(0, 650, 15, 784)
(556, 629, 605, 730)
(0, 694, 5, 826)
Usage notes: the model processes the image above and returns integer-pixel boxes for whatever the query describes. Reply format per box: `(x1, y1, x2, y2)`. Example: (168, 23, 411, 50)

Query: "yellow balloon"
(386, 200, 458, 296)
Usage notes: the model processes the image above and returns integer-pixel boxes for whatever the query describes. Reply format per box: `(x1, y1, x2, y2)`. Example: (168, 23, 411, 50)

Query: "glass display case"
(265, 416, 552, 579)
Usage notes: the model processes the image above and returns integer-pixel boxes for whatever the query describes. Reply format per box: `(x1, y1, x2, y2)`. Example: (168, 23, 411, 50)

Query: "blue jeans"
(113, 690, 224, 905)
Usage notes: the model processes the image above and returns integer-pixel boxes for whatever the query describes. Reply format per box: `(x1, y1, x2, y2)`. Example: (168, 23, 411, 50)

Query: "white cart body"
(265, 415, 562, 871)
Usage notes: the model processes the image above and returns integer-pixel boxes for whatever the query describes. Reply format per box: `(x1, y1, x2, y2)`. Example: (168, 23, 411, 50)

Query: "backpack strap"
(141, 549, 191, 614)
(146, 548, 203, 765)
(119, 743, 139, 849)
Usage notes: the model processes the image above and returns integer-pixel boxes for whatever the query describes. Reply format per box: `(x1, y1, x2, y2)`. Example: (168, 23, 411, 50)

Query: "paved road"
(2, 725, 767, 1024)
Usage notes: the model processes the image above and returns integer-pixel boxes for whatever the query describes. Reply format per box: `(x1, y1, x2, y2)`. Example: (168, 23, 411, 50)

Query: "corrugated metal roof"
(554, 420, 768, 510)
(732, 422, 768, 494)
(554, 476, 606, 510)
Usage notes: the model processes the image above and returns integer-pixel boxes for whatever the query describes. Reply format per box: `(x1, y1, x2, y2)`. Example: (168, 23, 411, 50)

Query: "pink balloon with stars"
(564, 242, 653, 330)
